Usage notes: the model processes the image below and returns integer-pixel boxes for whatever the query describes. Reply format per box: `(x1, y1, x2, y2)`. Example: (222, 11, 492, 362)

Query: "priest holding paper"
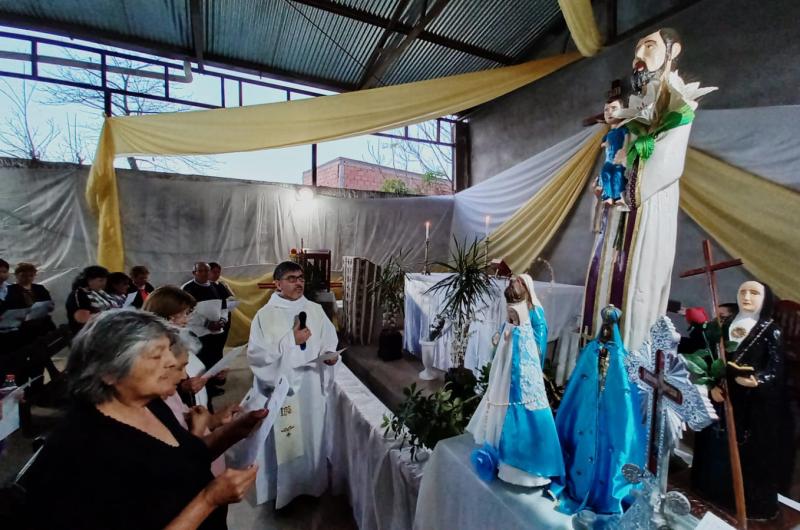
(245, 261, 339, 508)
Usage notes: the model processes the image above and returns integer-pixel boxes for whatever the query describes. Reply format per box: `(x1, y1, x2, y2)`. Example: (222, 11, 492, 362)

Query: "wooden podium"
(257, 249, 341, 290)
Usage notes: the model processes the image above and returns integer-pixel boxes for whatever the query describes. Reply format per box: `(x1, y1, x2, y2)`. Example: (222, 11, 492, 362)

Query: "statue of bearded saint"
(581, 28, 717, 354)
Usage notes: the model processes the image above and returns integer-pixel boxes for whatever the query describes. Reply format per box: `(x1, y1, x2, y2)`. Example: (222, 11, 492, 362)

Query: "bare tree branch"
(0, 79, 59, 160)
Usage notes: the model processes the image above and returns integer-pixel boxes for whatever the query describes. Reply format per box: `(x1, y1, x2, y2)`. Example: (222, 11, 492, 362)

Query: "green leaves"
(383, 381, 479, 461)
(679, 347, 726, 389)
(426, 237, 493, 366)
(370, 251, 409, 329)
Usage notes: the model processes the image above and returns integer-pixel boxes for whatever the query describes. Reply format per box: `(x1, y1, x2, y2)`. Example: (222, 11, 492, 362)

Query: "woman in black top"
(65, 265, 116, 334)
(21, 309, 265, 530)
(0, 263, 56, 379)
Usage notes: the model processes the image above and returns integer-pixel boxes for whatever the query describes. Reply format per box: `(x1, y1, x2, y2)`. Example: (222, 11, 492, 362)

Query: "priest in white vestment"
(245, 261, 339, 508)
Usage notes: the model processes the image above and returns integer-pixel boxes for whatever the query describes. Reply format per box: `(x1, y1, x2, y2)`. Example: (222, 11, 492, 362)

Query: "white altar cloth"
(403, 273, 584, 372)
(413, 433, 572, 530)
(330, 363, 425, 530)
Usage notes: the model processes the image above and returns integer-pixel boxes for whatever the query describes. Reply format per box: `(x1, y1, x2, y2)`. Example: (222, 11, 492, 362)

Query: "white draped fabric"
(0, 163, 452, 323)
(413, 434, 572, 530)
(450, 127, 599, 243)
(330, 364, 425, 530)
(690, 105, 800, 189)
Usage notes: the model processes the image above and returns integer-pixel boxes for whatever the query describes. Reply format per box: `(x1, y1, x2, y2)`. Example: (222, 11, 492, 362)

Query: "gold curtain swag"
(558, 0, 604, 57)
(680, 148, 800, 301)
(488, 126, 608, 273)
(86, 53, 582, 271)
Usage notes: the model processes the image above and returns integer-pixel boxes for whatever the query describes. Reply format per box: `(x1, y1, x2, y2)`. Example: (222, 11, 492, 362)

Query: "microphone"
(298, 311, 307, 350)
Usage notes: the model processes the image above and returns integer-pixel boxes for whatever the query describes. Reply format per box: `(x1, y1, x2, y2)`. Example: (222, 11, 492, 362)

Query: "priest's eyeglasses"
(283, 274, 305, 283)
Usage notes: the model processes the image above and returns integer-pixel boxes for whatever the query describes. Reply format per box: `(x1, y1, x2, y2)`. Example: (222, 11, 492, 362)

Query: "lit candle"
(425, 221, 431, 240)
(484, 215, 491, 237)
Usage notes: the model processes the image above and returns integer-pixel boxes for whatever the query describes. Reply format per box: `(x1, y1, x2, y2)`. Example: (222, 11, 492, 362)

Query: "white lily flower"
(667, 71, 718, 111)
(613, 81, 659, 126)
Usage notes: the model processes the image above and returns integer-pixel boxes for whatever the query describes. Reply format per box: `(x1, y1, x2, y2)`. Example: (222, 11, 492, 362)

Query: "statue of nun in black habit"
(695, 280, 789, 520)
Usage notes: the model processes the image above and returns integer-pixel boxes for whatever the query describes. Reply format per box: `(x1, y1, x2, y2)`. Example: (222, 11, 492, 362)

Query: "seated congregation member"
(164, 329, 237, 476)
(128, 265, 155, 308)
(65, 265, 116, 335)
(106, 272, 132, 307)
(144, 285, 209, 407)
(0, 258, 9, 302)
(0, 263, 56, 383)
(245, 261, 339, 508)
(21, 310, 265, 530)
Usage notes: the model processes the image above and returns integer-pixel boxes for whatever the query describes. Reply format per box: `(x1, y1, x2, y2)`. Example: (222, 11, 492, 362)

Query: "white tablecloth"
(329, 364, 425, 530)
(404, 274, 584, 372)
(413, 434, 573, 530)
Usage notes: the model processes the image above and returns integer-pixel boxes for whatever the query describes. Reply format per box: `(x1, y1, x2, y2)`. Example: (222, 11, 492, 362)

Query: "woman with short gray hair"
(21, 309, 266, 530)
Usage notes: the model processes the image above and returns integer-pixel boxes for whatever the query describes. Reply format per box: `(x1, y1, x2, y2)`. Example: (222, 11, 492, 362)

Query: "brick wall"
(303, 157, 451, 195)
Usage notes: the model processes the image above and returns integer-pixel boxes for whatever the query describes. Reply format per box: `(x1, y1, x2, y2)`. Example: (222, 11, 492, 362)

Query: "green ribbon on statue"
(626, 104, 695, 168)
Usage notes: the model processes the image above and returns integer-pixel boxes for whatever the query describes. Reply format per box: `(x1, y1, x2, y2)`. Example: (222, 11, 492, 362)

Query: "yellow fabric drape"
(86, 53, 581, 270)
(558, 0, 604, 57)
(680, 149, 800, 300)
(488, 127, 607, 273)
(220, 272, 274, 347)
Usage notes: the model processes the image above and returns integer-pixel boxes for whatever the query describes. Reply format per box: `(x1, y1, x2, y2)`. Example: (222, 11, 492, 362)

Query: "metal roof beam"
(289, 0, 513, 65)
(357, 0, 412, 88)
(190, 0, 205, 68)
(0, 11, 356, 92)
(360, 0, 450, 89)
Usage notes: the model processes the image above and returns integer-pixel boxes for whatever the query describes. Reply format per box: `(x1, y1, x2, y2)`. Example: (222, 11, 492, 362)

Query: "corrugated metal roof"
(0, 0, 566, 91)
(0, 0, 192, 48)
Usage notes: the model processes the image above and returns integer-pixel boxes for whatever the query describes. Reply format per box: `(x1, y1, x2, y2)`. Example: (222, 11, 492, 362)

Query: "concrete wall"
(468, 0, 800, 307)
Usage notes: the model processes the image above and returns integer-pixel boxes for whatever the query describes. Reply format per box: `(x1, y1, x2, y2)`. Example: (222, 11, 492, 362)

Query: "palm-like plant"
(426, 237, 492, 367)
(370, 251, 408, 330)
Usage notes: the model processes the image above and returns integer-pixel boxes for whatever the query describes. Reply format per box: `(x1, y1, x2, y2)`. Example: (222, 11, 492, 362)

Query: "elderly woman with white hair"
(21, 309, 267, 530)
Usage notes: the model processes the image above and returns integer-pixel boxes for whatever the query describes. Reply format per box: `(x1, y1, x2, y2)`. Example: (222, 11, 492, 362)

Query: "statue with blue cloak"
(552, 305, 646, 515)
(467, 276, 564, 487)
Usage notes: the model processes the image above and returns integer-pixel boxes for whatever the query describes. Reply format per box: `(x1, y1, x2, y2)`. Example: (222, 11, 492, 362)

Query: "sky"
(0, 26, 453, 185)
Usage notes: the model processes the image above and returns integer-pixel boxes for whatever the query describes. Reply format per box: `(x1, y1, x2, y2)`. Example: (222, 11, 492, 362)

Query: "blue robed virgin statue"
(467, 275, 564, 487)
(552, 305, 645, 515)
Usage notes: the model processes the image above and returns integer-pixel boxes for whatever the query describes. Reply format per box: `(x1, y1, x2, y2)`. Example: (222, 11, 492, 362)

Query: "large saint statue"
(467, 278, 564, 487)
(699, 281, 789, 520)
(553, 305, 645, 515)
(581, 28, 717, 352)
(243, 261, 339, 508)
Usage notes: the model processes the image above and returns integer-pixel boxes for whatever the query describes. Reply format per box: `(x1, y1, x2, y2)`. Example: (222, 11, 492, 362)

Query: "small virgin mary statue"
(467, 277, 564, 487)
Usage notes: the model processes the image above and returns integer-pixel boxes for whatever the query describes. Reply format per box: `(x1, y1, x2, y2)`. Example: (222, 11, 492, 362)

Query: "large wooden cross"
(680, 239, 747, 529)
(638, 348, 684, 475)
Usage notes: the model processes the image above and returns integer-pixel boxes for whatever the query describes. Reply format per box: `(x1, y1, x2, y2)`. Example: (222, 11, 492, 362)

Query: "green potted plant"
(426, 237, 492, 396)
(370, 252, 408, 361)
(382, 364, 492, 461)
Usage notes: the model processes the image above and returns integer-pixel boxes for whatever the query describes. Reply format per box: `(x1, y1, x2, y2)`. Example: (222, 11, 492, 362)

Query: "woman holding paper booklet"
(21, 309, 268, 530)
(0, 263, 55, 384)
(144, 286, 213, 408)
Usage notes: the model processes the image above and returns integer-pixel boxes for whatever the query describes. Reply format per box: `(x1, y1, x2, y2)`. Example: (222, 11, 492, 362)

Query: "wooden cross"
(680, 239, 747, 529)
(638, 348, 684, 475)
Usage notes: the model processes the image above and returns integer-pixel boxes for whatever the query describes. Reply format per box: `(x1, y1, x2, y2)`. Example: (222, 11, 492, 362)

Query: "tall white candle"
(484, 215, 491, 237)
(425, 221, 431, 240)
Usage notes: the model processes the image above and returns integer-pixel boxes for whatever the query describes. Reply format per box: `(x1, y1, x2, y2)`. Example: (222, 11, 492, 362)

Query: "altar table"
(413, 434, 572, 530)
(403, 273, 584, 372)
(329, 364, 425, 530)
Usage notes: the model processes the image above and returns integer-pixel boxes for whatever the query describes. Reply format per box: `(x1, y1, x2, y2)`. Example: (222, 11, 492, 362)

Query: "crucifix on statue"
(638, 348, 684, 477)
(679, 239, 747, 529)
(620, 316, 717, 528)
